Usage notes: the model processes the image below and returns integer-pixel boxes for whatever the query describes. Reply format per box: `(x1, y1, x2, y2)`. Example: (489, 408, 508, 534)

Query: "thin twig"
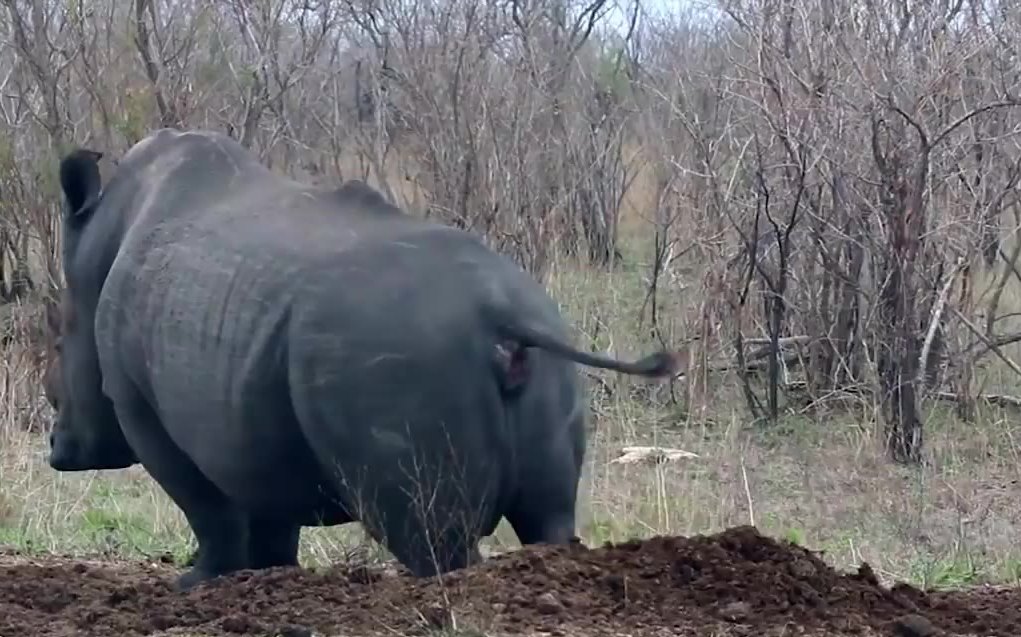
(918, 256, 965, 386)
(948, 304, 1021, 378)
(740, 458, 755, 527)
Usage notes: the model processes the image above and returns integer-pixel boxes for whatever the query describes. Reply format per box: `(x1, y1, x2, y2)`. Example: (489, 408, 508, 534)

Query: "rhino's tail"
(485, 306, 680, 378)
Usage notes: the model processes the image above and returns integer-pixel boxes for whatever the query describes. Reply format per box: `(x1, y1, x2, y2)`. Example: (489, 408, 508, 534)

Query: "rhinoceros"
(46, 128, 679, 591)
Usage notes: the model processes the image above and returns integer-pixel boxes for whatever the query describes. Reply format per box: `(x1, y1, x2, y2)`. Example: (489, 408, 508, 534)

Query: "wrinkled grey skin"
(49, 128, 679, 591)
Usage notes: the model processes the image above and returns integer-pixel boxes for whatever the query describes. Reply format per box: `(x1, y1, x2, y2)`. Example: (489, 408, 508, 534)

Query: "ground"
(3, 524, 1018, 637)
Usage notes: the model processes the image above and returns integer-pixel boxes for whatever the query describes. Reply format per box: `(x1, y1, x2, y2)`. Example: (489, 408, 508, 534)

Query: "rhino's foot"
(172, 566, 232, 592)
(172, 539, 249, 592)
(172, 541, 248, 591)
(173, 518, 300, 588)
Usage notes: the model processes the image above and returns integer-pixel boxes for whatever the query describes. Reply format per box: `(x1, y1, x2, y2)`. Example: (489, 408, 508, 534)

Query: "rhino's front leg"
(171, 507, 248, 591)
(183, 518, 300, 572)
(110, 391, 248, 591)
(246, 516, 301, 569)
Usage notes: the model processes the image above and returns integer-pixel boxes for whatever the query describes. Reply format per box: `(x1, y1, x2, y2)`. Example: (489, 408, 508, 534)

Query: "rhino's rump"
(285, 259, 512, 526)
(283, 233, 515, 529)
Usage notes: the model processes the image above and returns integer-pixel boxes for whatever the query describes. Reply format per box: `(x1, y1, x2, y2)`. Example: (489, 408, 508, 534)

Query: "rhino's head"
(45, 148, 137, 472)
(44, 284, 135, 471)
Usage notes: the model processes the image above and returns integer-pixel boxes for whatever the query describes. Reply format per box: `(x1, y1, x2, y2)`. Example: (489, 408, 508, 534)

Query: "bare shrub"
(1, 0, 1020, 491)
(631, 0, 1021, 462)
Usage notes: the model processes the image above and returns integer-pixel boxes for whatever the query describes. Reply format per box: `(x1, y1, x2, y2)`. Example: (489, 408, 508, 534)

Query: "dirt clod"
(535, 592, 563, 615)
(891, 614, 938, 637)
(719, 600, 752, 622)
(1, 525, 1018, 636)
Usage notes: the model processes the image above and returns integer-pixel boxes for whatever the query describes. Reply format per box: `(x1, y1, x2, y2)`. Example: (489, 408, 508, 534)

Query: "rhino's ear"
(58, 148, 104, 227)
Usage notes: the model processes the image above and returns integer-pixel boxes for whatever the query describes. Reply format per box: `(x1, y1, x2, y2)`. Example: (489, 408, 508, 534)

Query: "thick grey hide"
(51, 128, 677, 591)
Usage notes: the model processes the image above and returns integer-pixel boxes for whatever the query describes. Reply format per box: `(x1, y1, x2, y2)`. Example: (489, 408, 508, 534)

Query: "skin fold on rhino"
(46, 128, 681, 592)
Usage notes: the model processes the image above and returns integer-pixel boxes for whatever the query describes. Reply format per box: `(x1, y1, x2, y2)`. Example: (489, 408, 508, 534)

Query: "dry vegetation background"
(1, 0, 1021, 591)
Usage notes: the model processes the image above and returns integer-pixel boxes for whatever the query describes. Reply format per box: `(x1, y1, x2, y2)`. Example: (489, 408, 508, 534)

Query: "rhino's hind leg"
(505, 500, 577, 546)
(246, 517, 301, 569)
(504, 433, 583, 546)
(110, 390, 248, 591)
(380, 517, 483, 578)
(356, 482, 484, 577)
(504, 473, 580, 547)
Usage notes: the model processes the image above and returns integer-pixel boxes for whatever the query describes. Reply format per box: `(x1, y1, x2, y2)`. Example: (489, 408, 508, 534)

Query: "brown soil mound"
(1, 525, 1018, 636)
